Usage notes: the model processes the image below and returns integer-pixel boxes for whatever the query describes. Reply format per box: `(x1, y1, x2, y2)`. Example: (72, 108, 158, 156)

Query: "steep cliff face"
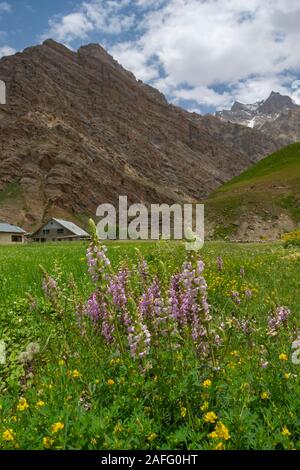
(261, 106, 300, 144)
(0, 40, 281, 230)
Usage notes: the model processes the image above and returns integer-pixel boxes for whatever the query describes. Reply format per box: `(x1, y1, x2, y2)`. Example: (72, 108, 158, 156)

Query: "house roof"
(0, 222, 26, 234)
(52, 219, 89, 237)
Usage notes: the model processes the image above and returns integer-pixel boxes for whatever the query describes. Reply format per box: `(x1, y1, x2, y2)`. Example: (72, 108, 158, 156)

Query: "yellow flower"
(180, 406, 187, 418)
(72, 369, 81, 379)
(216, 422, 231, 441)
(260, 391, 269, 400)
(214, 442, 225, 450)
(58, 359, 65, 366)
(114, 423, 123, 434)
(202, 379, 212, 389)
(110, 358, 123, 366)
(43, 437, 54, 448)
(281, 426, 291, 437)
(284, 373, 291, 380)
(36, 400, 45, 408)
(279, 353, 288, 361)
(2, 429, 15, 442)
(227, 362, 236, 370)
(95, 379, 100, 384)
(200, 401, 209, 411)
(51, 422, 65, 434)
(230, 350, 239, 357)
(176, 352, 183, 361)
(107, 379, 115, 386)
(204, 411, 218, 424)
(17, 397, 29, 411)
(209, 422, 231, 441)
(147, 433, 157, 442)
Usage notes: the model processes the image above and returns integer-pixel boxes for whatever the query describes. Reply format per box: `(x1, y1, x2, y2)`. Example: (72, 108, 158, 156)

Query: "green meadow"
(0, 239, 300, 450)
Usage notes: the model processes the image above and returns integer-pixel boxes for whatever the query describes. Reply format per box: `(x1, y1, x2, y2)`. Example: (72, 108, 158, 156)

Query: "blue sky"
(1, 0, 300, 114)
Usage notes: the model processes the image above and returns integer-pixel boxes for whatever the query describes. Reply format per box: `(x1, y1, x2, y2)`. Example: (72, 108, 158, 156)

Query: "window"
(57, 228, 64, 234)
(43, 229, 50, 235)
(12, 235, 22, 243)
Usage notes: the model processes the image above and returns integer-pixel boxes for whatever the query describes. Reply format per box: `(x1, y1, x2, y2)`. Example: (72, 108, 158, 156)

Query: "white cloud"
(172, 86, 232, 110)
(0, 45, 16, 57)
(232, 75, 296, 104)
(134, 0, 166, 8)
(42, 0, 300, 110)
(82, 1, 135, 34)
(43, 0, 136, 43)
(46, 12, 94, 43)
(110, 42, 159, 81)
(111, 0, 300, 108)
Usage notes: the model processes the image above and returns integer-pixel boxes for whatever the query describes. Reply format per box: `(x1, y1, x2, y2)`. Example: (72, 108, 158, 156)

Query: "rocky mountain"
(261, 106, 300, 144)
(217, 91, 299, 130)
(0, 40, 286, 230)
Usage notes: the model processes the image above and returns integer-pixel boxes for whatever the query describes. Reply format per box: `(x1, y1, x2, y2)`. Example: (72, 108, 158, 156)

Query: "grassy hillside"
(205, 142, 300, 240)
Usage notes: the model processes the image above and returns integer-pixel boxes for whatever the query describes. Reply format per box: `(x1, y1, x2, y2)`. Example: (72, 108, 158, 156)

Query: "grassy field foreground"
(0, 237, 300, 450)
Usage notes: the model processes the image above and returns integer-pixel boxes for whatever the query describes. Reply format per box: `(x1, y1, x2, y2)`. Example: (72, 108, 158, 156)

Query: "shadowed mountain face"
(0, 40, 283, 229)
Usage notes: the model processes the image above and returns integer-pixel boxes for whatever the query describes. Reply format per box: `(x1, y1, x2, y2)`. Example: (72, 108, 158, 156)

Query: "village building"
(30, 218, 90, 242)
(0, 222, 26, 245)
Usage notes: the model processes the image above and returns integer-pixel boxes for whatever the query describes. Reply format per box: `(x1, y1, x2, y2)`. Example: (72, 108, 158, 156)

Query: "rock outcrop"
(0, 40, 282, 230)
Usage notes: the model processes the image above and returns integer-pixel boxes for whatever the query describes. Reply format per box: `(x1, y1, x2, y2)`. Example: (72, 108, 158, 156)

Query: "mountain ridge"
(0, 40, 295, 230)
(217, 91, 300, 138)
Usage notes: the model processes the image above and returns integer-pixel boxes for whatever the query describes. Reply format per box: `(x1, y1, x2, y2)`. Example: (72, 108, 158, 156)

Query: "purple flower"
(42, 275, 57, 298)
(168, 258, 211, 350)
(268, 306, 290, 334)
(85, 293, 100, 321)
(231, 291, 241, 306)
(86, 242, 110, 283)
(239, 318, 253, 336)
(244, 289, 253, 298)
(109, 269, 131, 328)
(139, 279, 161, 318)
(128, 319, 151, 360)
(138, 259, 149, 285)
(84, 292, 114, 343)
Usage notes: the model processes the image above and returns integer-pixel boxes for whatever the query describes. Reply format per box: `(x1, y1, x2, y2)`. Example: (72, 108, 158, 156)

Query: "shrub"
(282, 230, 300, 248)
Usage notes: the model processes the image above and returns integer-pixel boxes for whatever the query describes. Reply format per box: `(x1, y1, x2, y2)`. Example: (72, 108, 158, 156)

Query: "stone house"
(0, 222, 26, 244)
(30, 218, 90, 242)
